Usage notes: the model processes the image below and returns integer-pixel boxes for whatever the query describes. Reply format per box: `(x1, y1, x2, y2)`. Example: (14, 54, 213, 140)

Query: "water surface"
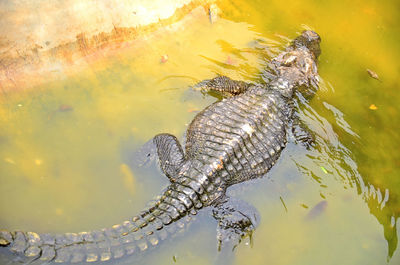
(1, 0, 399, 264)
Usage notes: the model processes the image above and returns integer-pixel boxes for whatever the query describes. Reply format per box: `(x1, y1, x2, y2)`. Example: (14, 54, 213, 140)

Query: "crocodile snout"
(293, 30, 321, 59)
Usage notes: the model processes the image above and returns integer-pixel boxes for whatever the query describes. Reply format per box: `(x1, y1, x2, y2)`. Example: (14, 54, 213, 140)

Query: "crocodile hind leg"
(153, 133, 186, 182)
(212, 197, 259, 252)
(193, 76, 251, 97)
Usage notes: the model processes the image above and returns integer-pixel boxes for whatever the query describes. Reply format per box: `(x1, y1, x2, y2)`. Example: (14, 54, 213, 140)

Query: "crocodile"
(0, 30, 321, 264)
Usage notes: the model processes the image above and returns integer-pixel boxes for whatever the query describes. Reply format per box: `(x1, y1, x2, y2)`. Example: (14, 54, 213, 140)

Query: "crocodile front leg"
(291, 115, 315, 149)
(212, 197, 259, 252)
(194, 76, 251, 97)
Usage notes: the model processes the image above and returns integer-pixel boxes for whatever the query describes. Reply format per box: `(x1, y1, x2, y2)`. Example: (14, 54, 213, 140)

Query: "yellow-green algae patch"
(1, 0, 400, 265)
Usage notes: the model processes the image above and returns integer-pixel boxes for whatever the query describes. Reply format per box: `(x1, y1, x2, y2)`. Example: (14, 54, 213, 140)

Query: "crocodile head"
(269, 30, 321, 98)
(292, 30, 321, 59)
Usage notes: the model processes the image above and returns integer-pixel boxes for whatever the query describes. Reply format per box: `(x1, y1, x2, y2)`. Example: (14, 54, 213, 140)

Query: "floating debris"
(279, 196, 288, 212)
(160, 55, 169, 63)
(369, 104, 378, 110)
(366, 69, 380, 80)
(34, 159, 42, 166)
(320, 166, 328, 174)
(300, 203, 309, 209)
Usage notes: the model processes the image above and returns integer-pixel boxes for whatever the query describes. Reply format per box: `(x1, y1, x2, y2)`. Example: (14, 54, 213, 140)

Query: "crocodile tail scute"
(0, 185, 196, 264)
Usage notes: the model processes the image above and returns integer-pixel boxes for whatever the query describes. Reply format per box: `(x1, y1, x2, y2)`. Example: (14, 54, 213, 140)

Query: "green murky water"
(1, 0, 399, 264)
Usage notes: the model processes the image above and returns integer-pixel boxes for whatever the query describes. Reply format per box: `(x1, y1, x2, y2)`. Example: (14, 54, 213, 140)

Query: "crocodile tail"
(0, 183, 200, 264)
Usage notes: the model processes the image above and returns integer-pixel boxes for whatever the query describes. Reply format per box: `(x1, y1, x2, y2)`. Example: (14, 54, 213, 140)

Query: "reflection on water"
(1, 0, 399, 265)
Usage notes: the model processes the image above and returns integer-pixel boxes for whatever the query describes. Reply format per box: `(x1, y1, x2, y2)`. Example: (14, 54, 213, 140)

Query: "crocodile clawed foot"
(212, 197, 259, 252)
(291, 117, 316, 150)
(192, 76, 251, 98)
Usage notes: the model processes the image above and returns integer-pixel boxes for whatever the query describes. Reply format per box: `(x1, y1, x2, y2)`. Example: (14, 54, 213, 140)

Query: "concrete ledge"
(0, 0, 215, 92)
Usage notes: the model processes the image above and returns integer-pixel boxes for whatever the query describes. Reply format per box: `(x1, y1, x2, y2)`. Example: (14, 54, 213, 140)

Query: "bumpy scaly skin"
(0, 31, 321, 264)
(185, 86, 290, 187)
(0, 186, 197, 264)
